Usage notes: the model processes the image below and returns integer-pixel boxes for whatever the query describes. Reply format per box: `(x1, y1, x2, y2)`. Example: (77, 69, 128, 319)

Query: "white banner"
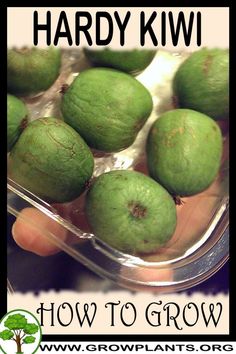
(7, 7, 229, 50)
(8, 291, 229, 335)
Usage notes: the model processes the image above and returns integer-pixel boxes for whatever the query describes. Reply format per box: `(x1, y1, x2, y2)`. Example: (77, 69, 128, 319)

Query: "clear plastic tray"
(7, 49, 229, 293)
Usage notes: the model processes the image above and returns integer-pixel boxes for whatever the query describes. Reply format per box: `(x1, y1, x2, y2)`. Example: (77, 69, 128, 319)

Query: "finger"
(12, 207, 68, 256)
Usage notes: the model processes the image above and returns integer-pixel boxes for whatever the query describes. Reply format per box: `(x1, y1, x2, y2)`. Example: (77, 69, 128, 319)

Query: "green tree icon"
(0, 313, 39, 353)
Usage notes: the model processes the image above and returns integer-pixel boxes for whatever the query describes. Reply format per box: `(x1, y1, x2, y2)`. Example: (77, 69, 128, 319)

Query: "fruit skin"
(85, 170, 177, 255)
(61, 68, 153, 152)
(146, 109, 223, 197)
(9, 117, 94, 203)
(84, 48, 157, 74)
(7, 47, 61, 96)
(173, 48, 229, 119)
(7, 94, 28, 152)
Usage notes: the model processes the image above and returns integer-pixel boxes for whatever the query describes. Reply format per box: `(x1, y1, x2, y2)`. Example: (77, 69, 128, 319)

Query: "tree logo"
(0, 309, 42, 354)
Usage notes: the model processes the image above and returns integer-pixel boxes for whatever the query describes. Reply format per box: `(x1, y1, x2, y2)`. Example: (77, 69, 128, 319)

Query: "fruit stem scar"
(173, 195, 185, 206)
(128, 202, 147, 218)
(85, 178, 93, 190)
(60, 84, 69, 94)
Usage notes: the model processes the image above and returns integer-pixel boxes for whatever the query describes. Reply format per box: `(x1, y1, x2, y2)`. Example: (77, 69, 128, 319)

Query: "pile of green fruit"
(7, 46, 228, 256)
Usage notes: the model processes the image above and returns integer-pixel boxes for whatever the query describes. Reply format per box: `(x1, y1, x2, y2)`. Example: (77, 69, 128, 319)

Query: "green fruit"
(7, 47, 61, 96)
(84, 48, 157, 74)
(61, 68, 153, 152)
(85, 170, 177, 255)
(9, 117, 94, 203)
(146, 109, 223, 196)
(7, 94, 28, 152)
(173, 48, 229, 119)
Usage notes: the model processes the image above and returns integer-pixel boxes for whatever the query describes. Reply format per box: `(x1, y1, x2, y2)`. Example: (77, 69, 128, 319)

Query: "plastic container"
(7, 49, 229, 293)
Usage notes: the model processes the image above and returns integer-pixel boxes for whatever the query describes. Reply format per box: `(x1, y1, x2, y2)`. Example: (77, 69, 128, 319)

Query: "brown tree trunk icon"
(16, 334, 22, 353)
